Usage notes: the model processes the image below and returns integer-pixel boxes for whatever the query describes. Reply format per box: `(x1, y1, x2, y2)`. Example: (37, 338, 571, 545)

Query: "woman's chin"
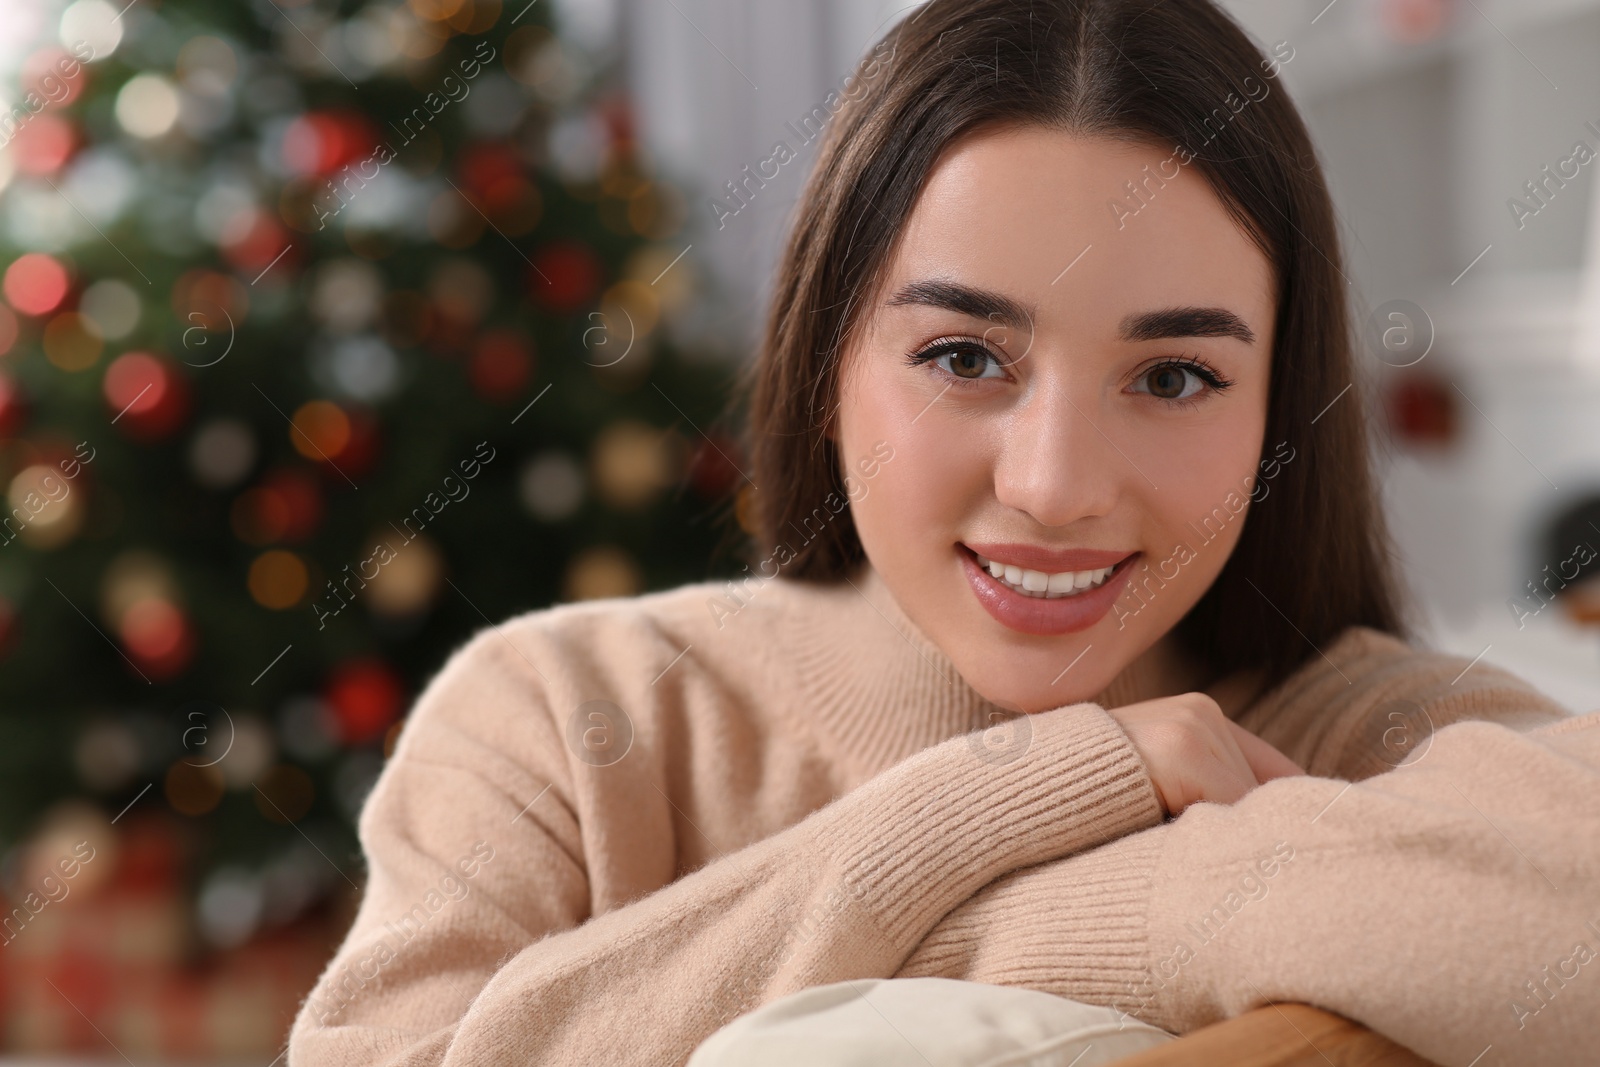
(954, 664, 1107, 716)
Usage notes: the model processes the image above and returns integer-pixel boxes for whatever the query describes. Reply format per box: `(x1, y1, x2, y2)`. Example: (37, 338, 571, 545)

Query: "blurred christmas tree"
(0, 0, 743, 979)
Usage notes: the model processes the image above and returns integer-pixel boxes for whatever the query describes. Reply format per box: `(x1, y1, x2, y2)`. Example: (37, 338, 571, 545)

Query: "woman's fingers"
(1103, 691, 1306, 817)
(1165, 735, 1259, 811)
(1226, 719, 1307, 783)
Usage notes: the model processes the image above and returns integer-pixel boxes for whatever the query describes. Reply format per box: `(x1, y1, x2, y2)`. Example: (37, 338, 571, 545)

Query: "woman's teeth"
(974, 554, 1117, 598)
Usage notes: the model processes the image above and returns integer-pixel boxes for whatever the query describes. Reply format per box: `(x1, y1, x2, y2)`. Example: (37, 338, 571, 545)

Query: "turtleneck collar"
(778, 558, 1211, 778)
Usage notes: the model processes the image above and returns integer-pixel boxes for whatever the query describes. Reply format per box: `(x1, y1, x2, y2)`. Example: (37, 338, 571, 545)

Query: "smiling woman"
(743, 13, 1396, 709)
(287, 2, 1600, 1066)
(828, 126, 1282, 703)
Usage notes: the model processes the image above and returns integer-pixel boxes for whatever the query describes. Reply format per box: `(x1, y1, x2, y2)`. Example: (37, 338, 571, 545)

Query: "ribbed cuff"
(811, 702, 1165, 949)
(897, 830, 1167, 1017)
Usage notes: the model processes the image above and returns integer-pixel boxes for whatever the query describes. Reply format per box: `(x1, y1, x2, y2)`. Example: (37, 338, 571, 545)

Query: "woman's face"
(834, 124, 1276, 714)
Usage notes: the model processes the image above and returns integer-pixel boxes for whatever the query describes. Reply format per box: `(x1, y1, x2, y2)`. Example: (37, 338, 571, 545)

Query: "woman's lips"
(959, 544, 1140, 636)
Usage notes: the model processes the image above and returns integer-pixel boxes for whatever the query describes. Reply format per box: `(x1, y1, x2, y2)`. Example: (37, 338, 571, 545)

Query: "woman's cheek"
(846, 412, 941, 550)
(844, 361, 934, 534)
(842, 364, 978, 557)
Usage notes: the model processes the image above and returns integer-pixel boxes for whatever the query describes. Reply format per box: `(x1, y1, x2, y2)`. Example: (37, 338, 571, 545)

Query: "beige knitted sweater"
(286, 563, 1600, 1067)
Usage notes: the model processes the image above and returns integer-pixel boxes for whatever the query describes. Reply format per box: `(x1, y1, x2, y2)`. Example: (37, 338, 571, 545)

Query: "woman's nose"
(990, 381, 1125, 528)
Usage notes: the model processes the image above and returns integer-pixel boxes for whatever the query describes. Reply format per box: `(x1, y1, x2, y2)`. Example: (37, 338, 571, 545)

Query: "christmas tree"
(0, 0, 742, 1051)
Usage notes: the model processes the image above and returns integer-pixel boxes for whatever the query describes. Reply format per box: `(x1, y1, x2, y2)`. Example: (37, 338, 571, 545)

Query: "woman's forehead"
(872, 125, 1276, 341)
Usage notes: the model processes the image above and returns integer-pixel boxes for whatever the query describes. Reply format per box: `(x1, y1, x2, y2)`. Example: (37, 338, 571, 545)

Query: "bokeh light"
(11, 114, 77, 175)
(563, 544, 642, 601)
(518, 451, 585, 522)
(7, 463, 82, 549)
(24, 801, 116, 899)
(59, 0, 123, 60)
(197, 867, 262, 948)
(365, 533, 443, 618)
(100, 549, 178, 627)
(591, 420, 680, 510)
(79, 277, 141, 339)
(529, 239, 601, 312)
(121, 599, 184, 659)
(43, 310, 103, 371)
(170, 268, 250, 341)
(600, 279, 660, 341)
(103, 351, 191, 439)
(4, 253, 70, 316)
(230, 468, 323, 544)
(19, 46, 90, 110)
(114, 74, 181, 139)
(468, 329, 532, 403)
(176, 35, 238, 97)
(188, 418, 257, 489)
(74, 718, 141, 792)
(248, 549, 309, 609)
(165, 758, 225, 816)
(280, 110, 376, 178)
(411, 0, 467, 22)
(119, 596, 194, 678)
(219, 209, 291, 273)
(427, 257, 494, 324)
(289, 400, 351, 461)
(324, 659, 404, 745)
(216, 713, 276, 789)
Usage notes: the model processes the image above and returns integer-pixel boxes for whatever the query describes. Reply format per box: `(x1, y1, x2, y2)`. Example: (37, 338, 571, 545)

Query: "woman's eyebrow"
(1120, 306, 1257, 345)
(883, 279, 1036, 332)
(882, 283, 1256, 347)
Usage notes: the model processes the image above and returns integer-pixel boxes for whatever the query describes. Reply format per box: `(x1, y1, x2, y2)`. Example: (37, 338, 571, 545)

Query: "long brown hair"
(730, 0, 1411, 692)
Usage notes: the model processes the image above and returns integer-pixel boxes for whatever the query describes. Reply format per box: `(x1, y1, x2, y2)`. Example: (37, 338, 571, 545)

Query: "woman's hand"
(1104, 692, 1305, 816)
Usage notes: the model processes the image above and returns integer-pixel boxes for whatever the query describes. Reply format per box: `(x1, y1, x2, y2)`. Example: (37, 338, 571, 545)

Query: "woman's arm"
(896, 707, 1600, 1067)
(285, 622, 1168, 1067)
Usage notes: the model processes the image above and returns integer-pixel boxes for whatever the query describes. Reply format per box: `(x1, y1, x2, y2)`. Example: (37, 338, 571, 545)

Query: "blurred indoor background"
(0, 0, 1595, 1062)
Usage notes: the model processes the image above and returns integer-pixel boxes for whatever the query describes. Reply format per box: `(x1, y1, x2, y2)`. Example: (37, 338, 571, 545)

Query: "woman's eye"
(1131, 360, 1226, 403)
(1143, 365, 1200, 400)
(909, 341, 1006, 381)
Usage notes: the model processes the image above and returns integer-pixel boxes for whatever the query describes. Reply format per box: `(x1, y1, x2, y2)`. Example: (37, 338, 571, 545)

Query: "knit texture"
(286, 562, 1598, 1067)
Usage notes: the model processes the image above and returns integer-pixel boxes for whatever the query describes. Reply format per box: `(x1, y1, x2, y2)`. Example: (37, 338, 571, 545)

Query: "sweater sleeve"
(285, 623, 1167, 1067)
(896, 709, 1600, 1067)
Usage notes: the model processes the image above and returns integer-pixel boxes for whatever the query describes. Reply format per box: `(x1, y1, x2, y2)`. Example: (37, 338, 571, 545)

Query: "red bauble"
(458, 143, 539, 231)
(21, 46, 89, 110)
(687, 433, 744, 500)
(595, 94, 636, 155)
(116, 814, 183, 895)
(458, 142, 524, 201)
(221, 211, 293, 275)
(529, 240, 601, 313)
(1386, 370, 1458, 448)
(103, 351, 191, 441)
(4, 252, 71, 316)
(324, 659, 406, 746)
(256, 466, 325, 542)
(119, 597, 195, 681)
(281, 109, 380, 178)
(329, 407, 381, 482)
(10, 113, 77, 176)
(1380, 0, 1455, 43)
(0, 372, 29, 438)
(469, 329, 534, 403)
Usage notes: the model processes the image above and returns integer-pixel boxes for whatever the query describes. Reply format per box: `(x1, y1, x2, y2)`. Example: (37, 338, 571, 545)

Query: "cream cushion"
(688, 977, 1176, 1067)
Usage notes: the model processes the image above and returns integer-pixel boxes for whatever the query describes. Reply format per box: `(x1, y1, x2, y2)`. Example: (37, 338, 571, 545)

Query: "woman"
(286, 1, 1600, 1065)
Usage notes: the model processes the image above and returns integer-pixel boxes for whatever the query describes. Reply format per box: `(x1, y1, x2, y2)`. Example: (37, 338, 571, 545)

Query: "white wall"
(614, 0, 913, 351)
